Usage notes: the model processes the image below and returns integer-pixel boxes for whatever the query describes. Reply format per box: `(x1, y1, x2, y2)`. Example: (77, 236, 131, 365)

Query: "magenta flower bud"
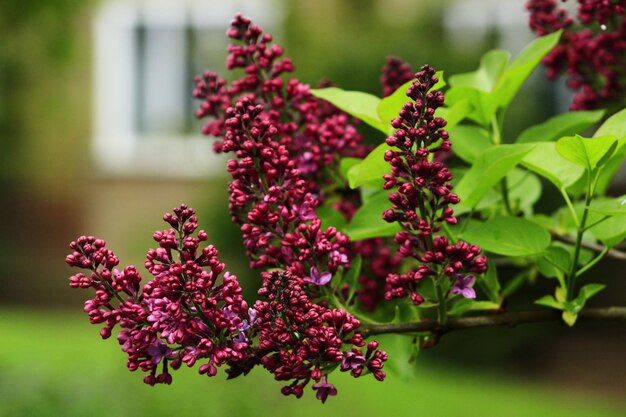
(386, 136, 398, 146)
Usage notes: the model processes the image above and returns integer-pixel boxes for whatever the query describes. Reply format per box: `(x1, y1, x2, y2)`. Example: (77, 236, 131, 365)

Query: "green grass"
(1, 309, 624, 417)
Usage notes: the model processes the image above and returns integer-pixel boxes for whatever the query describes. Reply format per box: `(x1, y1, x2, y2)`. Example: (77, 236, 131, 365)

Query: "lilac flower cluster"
(193, 14, 367, 190)
(527, 0, 626, 110)
(66, 205, 252, 385)
(380, 57, 415, 97)
(220, 97, 352, 283)
(381, 66, 487, 305)
(191, 15, 388, 402)
(250, 270, 387, 402)
(65, 15, 496, 404)
(66, 204, 386, 402)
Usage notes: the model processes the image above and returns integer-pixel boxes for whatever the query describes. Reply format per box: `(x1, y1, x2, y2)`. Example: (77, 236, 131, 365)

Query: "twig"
(550, 231, 626, 261)
(360, 306, 626, 337)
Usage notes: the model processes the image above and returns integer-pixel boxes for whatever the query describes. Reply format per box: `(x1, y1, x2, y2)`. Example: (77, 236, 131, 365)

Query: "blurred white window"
(444, 0, 532, 53)
(92, 0, 282, 178)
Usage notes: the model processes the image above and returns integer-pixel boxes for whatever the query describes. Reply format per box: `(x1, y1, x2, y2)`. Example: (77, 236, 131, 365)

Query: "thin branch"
(550, 231, 626, 261)
(360, 306, 626, 337)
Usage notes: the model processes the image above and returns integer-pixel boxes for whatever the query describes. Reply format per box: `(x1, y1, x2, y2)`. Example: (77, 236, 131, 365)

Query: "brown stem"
(360, 306, 626, 337)
(550, 231, 626, 261)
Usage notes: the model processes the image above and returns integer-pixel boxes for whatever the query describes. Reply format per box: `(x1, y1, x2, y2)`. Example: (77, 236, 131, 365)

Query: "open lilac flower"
(232, 332, 249, 345)
(146, 341, 173, 364)
(452, 274, 476, 299)
(312, 376, 337, 404)
(304, 266, 332, 286)
(340, 350, 366, 377)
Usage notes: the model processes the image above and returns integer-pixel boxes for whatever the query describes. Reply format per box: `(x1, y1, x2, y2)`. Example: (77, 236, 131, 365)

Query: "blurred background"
(1, 0, 625, 415)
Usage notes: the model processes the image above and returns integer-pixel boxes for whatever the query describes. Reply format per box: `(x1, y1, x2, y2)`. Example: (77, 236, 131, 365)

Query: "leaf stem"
(434, 276, 448, 324)
(559, 187, 579, 225)
(567, 177, 593, 300)
(575, 247, 609, 278)
(583, 215, 610, 231)
(491, 114, 513, 215)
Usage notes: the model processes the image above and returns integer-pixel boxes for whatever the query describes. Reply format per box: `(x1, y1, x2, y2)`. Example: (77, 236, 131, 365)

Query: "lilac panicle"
(252, 270, 387, 401)
(381, 65, 487, 305)
(527, 0, 626, 110)
(67, 205, 252, 386)
(68, 15, 391, 404)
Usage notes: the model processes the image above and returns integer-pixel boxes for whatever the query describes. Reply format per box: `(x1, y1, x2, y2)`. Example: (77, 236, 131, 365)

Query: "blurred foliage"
(284, 0, 553, 142)
(0, 0, 91, 190)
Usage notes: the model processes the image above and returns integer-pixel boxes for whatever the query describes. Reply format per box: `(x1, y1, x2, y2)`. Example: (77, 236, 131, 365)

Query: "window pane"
(137, 26, 187, 135)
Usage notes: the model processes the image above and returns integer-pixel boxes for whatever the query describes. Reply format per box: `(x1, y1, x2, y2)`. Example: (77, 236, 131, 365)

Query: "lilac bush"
(67, 13, 626, 404)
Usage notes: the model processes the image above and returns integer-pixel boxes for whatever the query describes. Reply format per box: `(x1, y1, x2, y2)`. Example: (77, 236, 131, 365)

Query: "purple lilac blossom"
(452, 274, 477, 299)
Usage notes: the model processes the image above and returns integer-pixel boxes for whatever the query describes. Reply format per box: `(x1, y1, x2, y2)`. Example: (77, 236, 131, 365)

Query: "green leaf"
(575, 283, 606, 306)
(454, 169, 541, 215)
(552, 199, 626, 248)
(459, 216, 551, 257)
(455, 144, 535, 208)
(347, 143, 392, 189)
(447, 33, 560, 126)
(535, 295, 563, 310)
(342, 190, 400, 240)
(594, 107, 626, 138)
(375, 333, 419, 380)
(339, 157, 361, 179)
(555, 286, 567, 304)
(555, 134, 618, 171)
(521, 142, 585, 189)
(448, 125, 492, 164)
(377, 80, 414, 130)
(446, 85, 498, 127)
(480, 259, 501, 304)
(594, 137, 626, 195)
(540, 246, 571, 273)
(377, 304, 421, 378)
(531, 213, 554, 230)
(343, 255, 362, 304)
(516, 110, 605, 143)
(588, 195, 626, 216)
(590, 215, 626, 248)
(494, 30, 562, 108)
(449, 49, 510, 92)
(316, 204, 347, 230)
(310, 87, 387, 133)
(562, 311, 578, 327)
(592, 107, 626, 193)
(435, 99, 473, 130)
(536, 245, 570, 287)
(508, 169, 542, 214)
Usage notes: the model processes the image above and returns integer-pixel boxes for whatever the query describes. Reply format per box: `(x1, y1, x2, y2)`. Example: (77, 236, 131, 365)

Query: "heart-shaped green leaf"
(459, 216, 551, 257)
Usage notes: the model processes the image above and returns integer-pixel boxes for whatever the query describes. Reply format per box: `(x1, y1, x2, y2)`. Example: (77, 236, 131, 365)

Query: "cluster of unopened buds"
(381, 65, 487, 306)
(67, 14, 487, 403)
(67, 204, 387, 402)
(526, 0, 626, 110)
